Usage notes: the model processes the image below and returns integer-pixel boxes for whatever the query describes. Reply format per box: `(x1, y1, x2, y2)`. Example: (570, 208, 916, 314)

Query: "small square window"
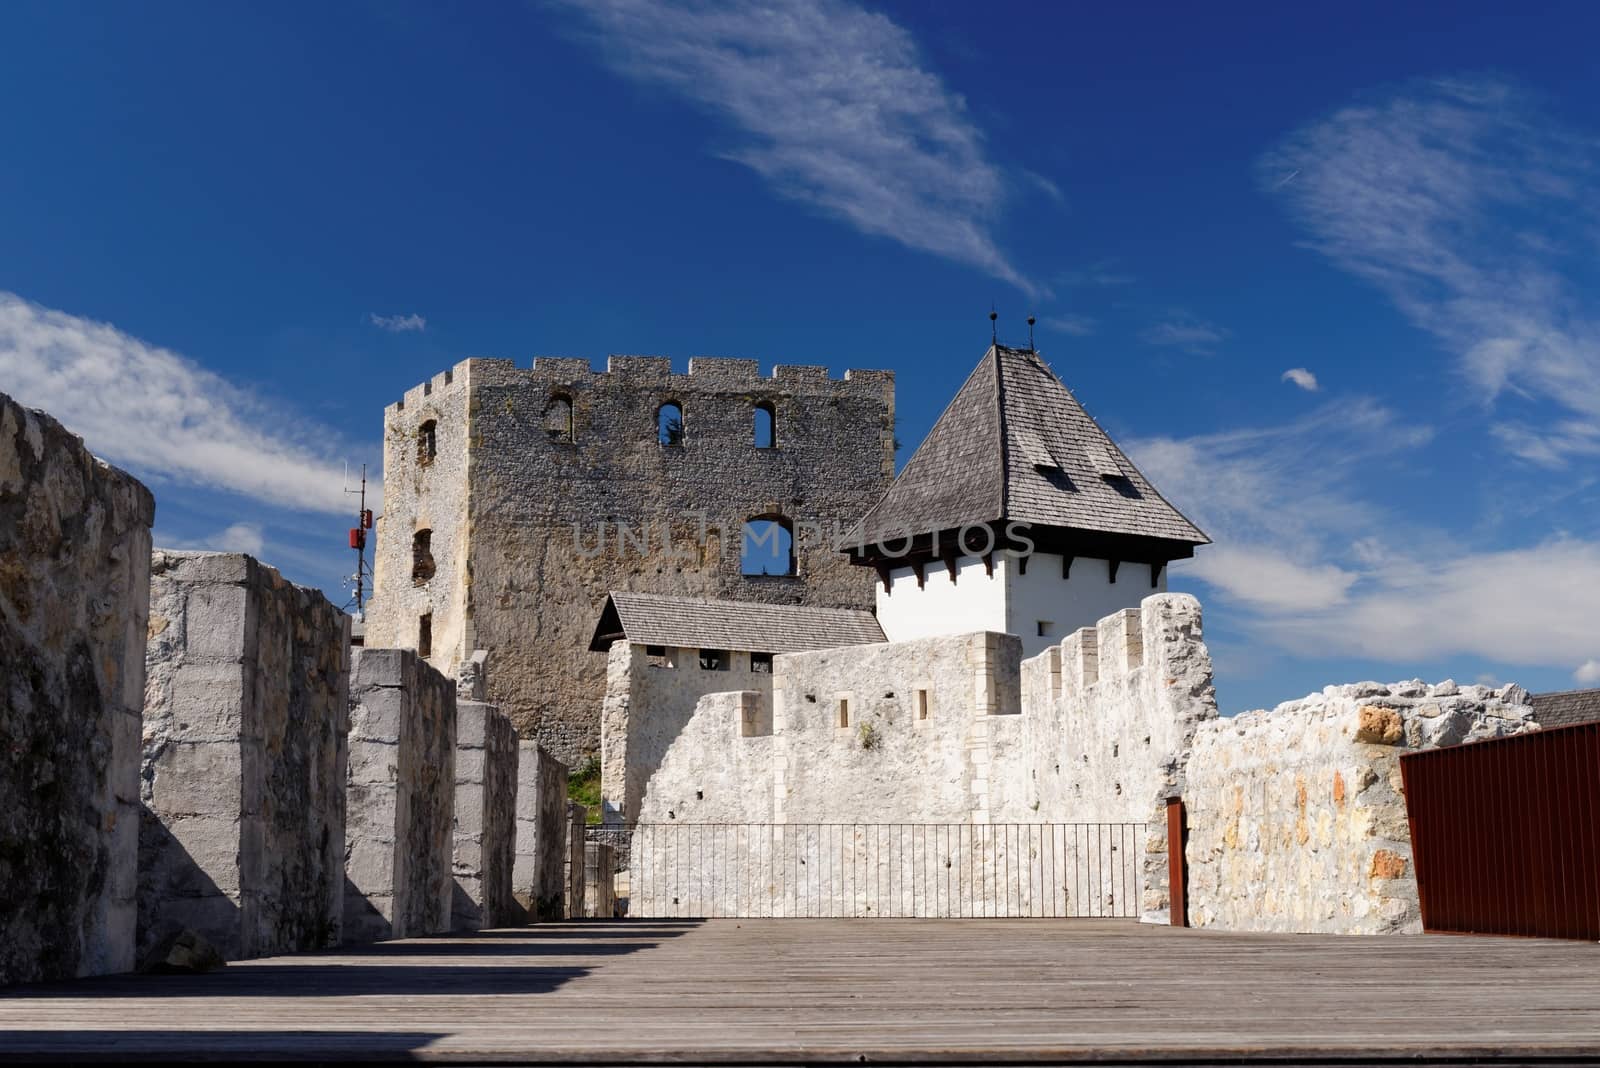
(1037, 620, 1056, 638)
(750, 651, 773, 673)
(699, 648, 729, 671)
(645, 644, 666, 657)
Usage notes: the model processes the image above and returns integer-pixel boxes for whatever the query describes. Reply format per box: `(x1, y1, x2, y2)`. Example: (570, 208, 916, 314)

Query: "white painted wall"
(1006, 554, 1165, 659)
(874, 554, 1006, 643)
(875, 551, 1163, 659)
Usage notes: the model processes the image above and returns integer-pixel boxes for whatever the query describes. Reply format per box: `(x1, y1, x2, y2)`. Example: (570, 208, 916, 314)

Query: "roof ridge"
(991, 344, 1010, 530)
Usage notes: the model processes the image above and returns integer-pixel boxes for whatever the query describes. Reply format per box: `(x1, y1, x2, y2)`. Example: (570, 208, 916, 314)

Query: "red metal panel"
(1402, 722, 1600, 940)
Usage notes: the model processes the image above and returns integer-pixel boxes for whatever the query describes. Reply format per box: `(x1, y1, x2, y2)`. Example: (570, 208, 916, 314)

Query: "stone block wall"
(344, 648, 457, 941)
(513, 741, 569, 922)
(140, 551, 350, 963)
(452, 698, 518, 931)
(1184, 680, 1536, 934)
(0, 394, 154, 984)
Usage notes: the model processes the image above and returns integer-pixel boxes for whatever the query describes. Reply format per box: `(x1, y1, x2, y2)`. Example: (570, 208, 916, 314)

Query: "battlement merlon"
(389, 354, 895, 416)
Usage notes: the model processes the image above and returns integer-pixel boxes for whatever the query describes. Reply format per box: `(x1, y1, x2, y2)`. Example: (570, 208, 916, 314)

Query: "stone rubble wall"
(0, 394, 154, 984)
(451, 698, 518, 931)
(1184, 680, 1537, 934)
(344, 648, 457, 942)
(139, 551, 350, 963)
(368, 355, 896, 766)
(513, 741, 569, 922)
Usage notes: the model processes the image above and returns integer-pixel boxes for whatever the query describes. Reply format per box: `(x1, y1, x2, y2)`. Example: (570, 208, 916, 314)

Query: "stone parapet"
(344, 647, 456, 942)
(1, 393, 154, 984)
(451, 698, 518, 931)
(139, 550, 350, 963)
(512, 742, 569, 922)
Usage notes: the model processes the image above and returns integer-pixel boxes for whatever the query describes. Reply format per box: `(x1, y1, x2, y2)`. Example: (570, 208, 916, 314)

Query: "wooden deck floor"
(2, 919, 1598, 1064)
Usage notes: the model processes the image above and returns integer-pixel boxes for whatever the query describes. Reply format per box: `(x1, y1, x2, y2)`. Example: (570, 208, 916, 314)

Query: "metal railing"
(603, 822, 1145, 919)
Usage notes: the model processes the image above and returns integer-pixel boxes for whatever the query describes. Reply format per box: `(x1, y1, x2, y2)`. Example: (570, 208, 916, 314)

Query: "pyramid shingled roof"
(589, 592, 886, 654)
(853, 345, 1208, 550)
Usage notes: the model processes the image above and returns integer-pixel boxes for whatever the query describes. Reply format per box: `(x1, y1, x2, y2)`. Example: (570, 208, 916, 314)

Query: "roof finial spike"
(989, 305, 998, 346)
(1027, 315, 1036, 352)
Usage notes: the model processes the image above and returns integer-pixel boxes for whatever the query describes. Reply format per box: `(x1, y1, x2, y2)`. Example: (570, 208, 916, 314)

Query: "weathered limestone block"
(139, 551, 350, 963)
(344, 648, 456, 941)
(512, 741, 569, 922)
(584, 842, 617, 918)
(1184, 679, 1537, 935)
(452, 697, 518, 931)
(564, 802, 587, 918)
(0, 394, 154, 984)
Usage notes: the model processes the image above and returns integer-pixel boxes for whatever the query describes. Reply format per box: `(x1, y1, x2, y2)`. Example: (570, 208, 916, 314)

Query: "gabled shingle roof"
(853, 345, 1208, 548)
(1531, 689, 1600, 728)
(589, 592, 885, 654)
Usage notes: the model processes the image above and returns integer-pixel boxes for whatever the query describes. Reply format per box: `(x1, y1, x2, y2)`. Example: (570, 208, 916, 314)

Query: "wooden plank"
(0, 920, 1597, 1062)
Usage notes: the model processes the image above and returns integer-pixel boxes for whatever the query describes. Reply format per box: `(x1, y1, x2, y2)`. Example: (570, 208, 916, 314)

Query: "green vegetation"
(568, 755, 603, 825)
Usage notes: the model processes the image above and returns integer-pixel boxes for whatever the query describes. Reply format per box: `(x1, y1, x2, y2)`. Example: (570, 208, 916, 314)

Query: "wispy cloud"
(0, 292, 368, 514)
(155, 521, 267, 557)
(1132, 399, 1600, 676)
(1281, 367, 1319, 392)
(1039, 313, 1095, 337)
(1263, 76, 1600, 466)
(1058, 261, 1135, 287)
(1140, 314, 1229, 354)
(553, 0, 1035, 294)
(369, 312, 427, 333)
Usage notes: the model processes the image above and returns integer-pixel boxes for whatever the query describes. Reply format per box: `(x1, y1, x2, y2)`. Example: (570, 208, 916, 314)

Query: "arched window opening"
(753, 402, 776, 448)
(411, 529, 435, 585)
(657, 402, 684, 446)
(542, 394, 574, 442)
(417, 420, 437, 466)
(742, 517, 795, 576)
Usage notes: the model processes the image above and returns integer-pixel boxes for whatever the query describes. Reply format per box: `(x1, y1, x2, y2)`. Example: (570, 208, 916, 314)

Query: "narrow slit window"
(411, 529, 435, 585)
(916, 689, 930, 721)
(417, 420, 437, 465)
(753, 402, 776, 448)
(657, 402, 684, 446)
(417, 612, 432, 659)
(837, 697, 850, 729)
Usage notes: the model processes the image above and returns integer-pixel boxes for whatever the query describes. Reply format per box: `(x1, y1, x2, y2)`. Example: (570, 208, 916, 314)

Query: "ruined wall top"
(387, 354, 893, 416)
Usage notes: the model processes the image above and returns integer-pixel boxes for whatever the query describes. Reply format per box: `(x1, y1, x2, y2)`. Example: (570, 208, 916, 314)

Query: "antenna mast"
(344, 464, 373, 619)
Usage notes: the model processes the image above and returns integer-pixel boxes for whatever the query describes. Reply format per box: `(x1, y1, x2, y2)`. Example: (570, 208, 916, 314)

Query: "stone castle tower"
(365, 354, 894, 762)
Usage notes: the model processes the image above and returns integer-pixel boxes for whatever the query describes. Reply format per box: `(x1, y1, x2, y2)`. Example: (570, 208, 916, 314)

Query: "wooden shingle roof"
(852, 345, 1208, 551)
(589, 592, 885, 654)
(1531, 689, 1600, 729)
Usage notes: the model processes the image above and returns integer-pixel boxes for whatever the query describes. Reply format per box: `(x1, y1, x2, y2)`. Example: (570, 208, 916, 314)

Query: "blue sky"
(3, 0, 1599, 713)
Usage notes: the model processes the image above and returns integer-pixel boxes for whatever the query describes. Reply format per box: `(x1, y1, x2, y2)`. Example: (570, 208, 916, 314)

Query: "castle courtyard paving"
(2, 919, 1597, 1064)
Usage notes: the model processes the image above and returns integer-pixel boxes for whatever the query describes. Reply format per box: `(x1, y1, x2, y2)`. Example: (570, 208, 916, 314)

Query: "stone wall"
(1184, 681, 1536, 934)
(512, 741, 569, 922)
(0, 394, 154, 984)
(367, 355, 895, 765)
(601, 642, 776, 823)
(140, 551, 349, 963)
(344, 648, 456, 941)
(451, 698, 518, 931)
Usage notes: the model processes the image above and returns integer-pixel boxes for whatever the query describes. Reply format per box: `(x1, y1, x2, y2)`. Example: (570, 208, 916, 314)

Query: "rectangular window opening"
(418, 612, 433, 659)
(916, 689, 930, 721)
(750, 651, 773, 674)
(699, 648, 728, 671)
(837, 697, 850, 729)
(1037, 620, 1056, 638)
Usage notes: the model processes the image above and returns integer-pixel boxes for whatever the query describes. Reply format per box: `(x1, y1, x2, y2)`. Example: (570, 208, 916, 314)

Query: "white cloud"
(553, 0, 1035, 294)
(1132, 400, 1600, 673)
(369, 312, 426, 333)
(155, 522, 267, 557)
(1039, 314, 1095, 337)
(1281, 367, 1319, 392)
(1140, 314, 1228, 354)
(1263, 76, 1600, 465)
(1575, 660, 1600, 685)
(0, 292, 366, 515)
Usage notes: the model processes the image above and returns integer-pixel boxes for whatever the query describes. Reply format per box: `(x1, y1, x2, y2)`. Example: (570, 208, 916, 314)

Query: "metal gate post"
(1166, 797, 1188, 928)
